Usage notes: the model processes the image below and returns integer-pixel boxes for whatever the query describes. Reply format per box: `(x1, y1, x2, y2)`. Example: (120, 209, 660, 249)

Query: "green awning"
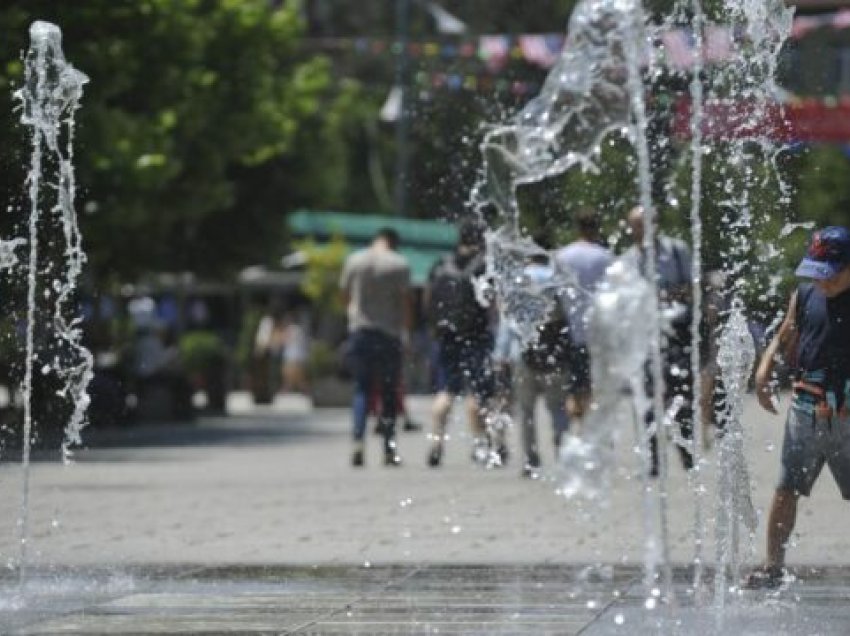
(288, 210, 458, 285)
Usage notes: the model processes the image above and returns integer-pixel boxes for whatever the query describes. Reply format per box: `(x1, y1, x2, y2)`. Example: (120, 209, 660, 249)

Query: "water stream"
(471, 0, 794, 618)
(13, 20, 91, 585)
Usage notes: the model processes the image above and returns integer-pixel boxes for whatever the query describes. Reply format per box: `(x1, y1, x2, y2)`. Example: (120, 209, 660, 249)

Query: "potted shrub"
(179, 330, 229, 414)
(306, 340, 352, 407)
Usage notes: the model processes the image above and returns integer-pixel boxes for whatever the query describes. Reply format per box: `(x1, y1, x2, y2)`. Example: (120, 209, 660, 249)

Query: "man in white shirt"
(555, 207, 613, 427)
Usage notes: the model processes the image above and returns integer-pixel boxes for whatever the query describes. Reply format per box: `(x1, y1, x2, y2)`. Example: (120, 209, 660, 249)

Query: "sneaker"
(403, 418, 423, 432)
(495, 444, 509, 467)
(522, 451, 541, 478)
(743, 565, 785, 590)
(351, 448, 364, 467)
(471, 439, 490, 465)
(383, 436, 402, 466)
(427, 445, 442, 467)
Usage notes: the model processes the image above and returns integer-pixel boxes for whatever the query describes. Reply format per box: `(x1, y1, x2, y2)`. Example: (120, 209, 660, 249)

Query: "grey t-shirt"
(621, 235, 692, 327)
(340, 247, 411, 338)
(622, 235, 691, 291)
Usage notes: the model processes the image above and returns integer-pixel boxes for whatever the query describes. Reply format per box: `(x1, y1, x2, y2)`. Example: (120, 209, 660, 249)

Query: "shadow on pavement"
(3, 409, 336, 460)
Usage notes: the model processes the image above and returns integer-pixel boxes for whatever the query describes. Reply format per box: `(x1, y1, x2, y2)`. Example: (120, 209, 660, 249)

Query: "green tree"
(0, 0, 349, 280)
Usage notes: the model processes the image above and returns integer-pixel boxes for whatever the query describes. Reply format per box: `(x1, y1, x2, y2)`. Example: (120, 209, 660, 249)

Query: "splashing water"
(471, 0, 794, 614)
(13, 20, 92, 582)
(713, 300, 758, 608)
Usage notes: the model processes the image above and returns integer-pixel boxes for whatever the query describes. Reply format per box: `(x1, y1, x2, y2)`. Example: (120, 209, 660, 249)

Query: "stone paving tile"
(5, 565, 850, 635)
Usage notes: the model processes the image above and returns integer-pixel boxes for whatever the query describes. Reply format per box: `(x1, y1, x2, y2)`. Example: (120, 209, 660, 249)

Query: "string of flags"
(313, 9, 850, 74)
(410, 70, 540, 96)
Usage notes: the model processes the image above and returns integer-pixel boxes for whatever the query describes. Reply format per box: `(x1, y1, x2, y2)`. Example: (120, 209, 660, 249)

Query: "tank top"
(795, 282, 850, 396)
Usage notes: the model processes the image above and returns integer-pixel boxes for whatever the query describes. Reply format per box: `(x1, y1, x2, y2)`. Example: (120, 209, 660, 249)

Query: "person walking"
(426, 219, 501, 467)
(340, 227, 412, 467)
(622, 205, 695, 475)
(745, 226, 850, 589)
(514, 247, 572, 477)
(555, 207, 613, 430)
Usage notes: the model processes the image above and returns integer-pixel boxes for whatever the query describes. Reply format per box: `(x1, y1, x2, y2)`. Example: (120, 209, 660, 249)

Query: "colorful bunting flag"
(320, 11, 850, 74)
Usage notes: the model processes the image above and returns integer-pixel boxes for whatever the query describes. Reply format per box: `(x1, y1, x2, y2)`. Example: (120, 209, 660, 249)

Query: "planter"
(310, 376, 352, 408)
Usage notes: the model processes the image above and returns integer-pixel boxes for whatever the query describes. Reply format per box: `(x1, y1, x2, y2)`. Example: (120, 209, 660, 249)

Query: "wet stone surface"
(2, 565, 850, 635)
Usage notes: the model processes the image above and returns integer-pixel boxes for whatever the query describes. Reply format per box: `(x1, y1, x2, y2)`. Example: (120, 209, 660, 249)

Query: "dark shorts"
(778, 394, 850, 499)
(567, 345, 591, 393)
(435, 333, 494, 401)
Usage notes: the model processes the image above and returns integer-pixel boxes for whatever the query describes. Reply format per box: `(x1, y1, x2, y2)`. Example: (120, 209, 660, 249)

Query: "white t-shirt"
(555, 240, 613, 346)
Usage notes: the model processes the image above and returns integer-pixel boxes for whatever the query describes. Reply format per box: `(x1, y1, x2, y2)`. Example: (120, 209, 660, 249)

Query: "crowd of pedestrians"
(338, 217, 850, 585)
(338, 207, 709, 476)
(338, 218, 850, 591)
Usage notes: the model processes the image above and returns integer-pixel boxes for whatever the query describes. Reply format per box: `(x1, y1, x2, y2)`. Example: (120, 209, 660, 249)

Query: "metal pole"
(394, 0, 411, 216)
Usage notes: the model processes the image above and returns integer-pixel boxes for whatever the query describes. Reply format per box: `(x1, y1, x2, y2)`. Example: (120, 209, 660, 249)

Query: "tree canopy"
(0, 0, 364, 281)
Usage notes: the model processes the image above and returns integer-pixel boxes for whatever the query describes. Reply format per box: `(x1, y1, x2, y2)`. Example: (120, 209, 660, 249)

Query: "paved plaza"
(0, 392, 849, 633)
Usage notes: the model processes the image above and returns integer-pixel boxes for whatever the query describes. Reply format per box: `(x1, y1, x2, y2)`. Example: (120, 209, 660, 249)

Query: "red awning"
(672, 96, 850, 143)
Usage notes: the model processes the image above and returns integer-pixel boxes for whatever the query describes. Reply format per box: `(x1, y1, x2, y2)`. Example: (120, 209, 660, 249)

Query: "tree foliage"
(0, 0, 356, 281)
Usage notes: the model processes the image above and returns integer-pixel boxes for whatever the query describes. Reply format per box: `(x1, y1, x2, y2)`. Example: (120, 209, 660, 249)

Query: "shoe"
(471, 439, 490, 465)
(403, 418, 422, 432)
(383, 437, 401, 466)
(384, 450, 402, 466)
(352, 448, 364, 467)
(521, 451, 541, 478)
(427, 445, 442, 467)
(374, 420, 387, 436)
(495, 444, 509, 467)
(742, 565, 785, 590)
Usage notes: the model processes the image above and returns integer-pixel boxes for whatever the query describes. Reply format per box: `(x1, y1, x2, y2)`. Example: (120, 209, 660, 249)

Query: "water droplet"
(587, 600, 598, 609)
(450, 525, 462, 534)
(615, 613, 625, 625)
(645, 598, 657, 610)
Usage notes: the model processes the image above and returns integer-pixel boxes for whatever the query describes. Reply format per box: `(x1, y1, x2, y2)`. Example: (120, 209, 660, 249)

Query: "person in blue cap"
(745, 226, 850, 589)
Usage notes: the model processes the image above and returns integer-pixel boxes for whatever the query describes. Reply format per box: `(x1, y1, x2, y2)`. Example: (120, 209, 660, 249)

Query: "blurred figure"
(555, 207, 613, 429)
(699, 269, 728, 448)
(514, 244, 572, 477)
(370, 384, 422, 434)
(425, 219, 501, 467)
(129, 296, 193, 421)
(251, 302, 286, 403)
(340, 227, 412, 467)
(280, 310, 309, 394)
(492, 308, 521, 436)
(622, 205, 694, 475)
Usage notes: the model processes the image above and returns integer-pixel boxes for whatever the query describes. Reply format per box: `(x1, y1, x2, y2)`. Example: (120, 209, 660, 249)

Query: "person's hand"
(754, 368, 778, 415)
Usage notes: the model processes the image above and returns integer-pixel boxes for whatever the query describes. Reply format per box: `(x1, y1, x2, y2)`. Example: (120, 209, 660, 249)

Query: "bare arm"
(754, 291, 798, 414)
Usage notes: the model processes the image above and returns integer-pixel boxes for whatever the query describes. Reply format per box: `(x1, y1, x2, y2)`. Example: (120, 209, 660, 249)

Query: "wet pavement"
(0, 393, 849, 633)
(3, 564, 850, 634)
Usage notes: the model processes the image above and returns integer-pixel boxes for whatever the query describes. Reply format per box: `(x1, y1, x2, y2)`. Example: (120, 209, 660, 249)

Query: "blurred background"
(0, 0, 847, 437)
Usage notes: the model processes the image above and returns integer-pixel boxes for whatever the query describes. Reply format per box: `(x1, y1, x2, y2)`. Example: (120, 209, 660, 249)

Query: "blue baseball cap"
(795, 226, 850, 279)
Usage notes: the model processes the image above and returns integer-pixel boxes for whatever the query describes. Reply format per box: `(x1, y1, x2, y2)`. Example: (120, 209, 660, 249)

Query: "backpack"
(428, 253, 487, 337)
(521, 300, 571, 372)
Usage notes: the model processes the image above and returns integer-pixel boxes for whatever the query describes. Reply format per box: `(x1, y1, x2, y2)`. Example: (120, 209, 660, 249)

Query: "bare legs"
(766, 488, 799, 568)
(428, 393, 486, 465)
